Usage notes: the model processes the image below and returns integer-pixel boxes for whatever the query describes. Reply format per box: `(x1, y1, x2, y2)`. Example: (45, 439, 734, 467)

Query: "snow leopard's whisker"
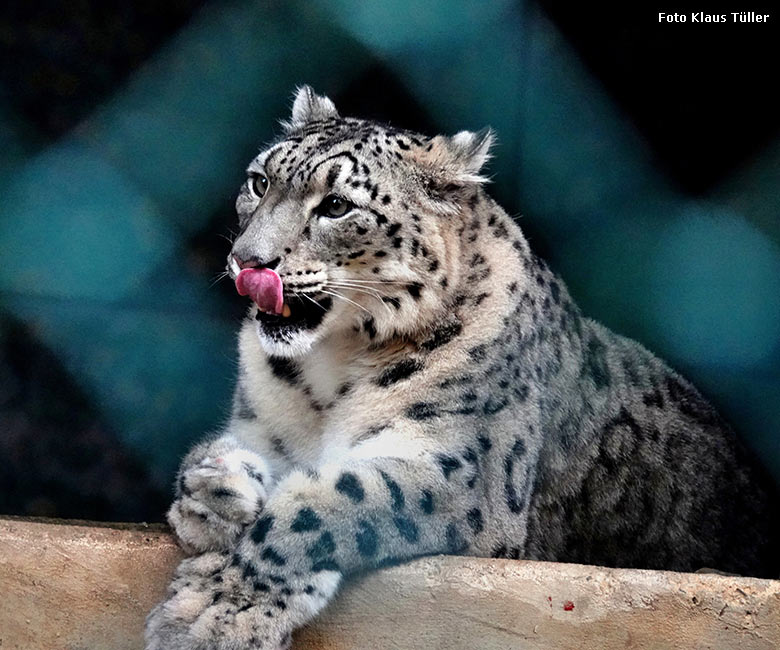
(332, 278, 415, 285)
(319, 289, 372, 315)
(327, 281, 389, 297)
(326, 282, 394, 316)
(297, 292, 328, 312)
(209, 270, 231, 288)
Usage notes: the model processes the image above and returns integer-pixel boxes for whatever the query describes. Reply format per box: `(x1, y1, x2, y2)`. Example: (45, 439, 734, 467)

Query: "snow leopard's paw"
(145, 552, 294, 650)
(168, 448, 270, 554)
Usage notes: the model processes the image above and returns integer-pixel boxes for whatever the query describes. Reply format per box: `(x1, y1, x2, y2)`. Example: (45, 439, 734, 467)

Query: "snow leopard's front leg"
(167, 432, 276, 554)
(146, 452, 480, 650)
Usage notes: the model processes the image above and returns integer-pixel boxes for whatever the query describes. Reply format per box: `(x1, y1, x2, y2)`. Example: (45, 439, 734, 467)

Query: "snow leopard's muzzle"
(228, 253, 333, 335)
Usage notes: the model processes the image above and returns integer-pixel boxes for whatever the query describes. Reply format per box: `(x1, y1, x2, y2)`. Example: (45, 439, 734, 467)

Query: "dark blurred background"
(0, 1, 778, 522)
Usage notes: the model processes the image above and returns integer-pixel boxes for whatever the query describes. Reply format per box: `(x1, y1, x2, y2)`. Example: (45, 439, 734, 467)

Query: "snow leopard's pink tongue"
(235, 268, 284, 315)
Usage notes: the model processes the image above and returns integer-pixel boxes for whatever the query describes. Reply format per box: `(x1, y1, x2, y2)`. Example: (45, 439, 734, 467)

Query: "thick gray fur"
(146, 87, 778, 650)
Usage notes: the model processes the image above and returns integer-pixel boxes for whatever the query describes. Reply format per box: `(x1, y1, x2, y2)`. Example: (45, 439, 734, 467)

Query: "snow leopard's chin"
(255, 320, 319, 358)
(251, 293, 334, 357)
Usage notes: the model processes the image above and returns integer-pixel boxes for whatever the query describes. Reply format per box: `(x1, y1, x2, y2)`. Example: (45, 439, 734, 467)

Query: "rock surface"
(1, 517, 778, 649)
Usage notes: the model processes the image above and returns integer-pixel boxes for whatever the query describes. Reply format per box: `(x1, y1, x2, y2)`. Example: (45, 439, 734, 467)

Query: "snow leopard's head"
(228, 86, 493, 357)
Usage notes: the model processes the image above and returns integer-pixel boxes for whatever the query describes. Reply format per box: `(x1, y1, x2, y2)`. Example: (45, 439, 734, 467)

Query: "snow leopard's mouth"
(235, 267, 332, 333)
(254, 293, 333, 332)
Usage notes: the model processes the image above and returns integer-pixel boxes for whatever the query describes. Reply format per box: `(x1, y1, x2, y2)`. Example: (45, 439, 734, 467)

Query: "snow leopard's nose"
(231, 253, 281, 271)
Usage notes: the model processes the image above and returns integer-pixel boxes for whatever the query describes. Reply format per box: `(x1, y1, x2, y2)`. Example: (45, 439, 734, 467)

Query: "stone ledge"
(1, 517, 778, 649)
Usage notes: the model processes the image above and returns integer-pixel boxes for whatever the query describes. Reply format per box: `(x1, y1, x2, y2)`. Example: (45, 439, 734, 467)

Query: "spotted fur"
(146, 87, 778, 650)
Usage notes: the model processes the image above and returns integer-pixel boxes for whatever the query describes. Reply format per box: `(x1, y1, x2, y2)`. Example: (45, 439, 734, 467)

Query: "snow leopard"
(145, 86, 779, 650)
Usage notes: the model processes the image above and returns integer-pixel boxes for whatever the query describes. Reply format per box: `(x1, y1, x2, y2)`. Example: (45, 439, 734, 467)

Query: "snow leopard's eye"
(249, 173, 269, 199)
(316, 194, 353, 219)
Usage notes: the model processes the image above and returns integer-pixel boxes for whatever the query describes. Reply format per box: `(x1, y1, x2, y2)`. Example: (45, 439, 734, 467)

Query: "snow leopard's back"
(522, 316, 779, 577)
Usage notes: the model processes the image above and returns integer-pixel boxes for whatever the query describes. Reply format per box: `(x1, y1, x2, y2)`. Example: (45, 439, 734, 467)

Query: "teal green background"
(1, 1, 778, 519)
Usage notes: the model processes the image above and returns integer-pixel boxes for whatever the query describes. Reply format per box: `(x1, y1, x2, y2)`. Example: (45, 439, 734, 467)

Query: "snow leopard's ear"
(283, 85, 339, 132)
(411, 127, 494, 213)
(416, 127, 495, 186)
(445, 128, 495, 183)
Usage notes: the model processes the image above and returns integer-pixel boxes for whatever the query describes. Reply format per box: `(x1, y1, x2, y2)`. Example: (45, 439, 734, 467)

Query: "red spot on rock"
(563, 600, 575, 611)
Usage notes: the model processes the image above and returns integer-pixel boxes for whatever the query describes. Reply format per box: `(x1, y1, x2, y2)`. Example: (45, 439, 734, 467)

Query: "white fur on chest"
(236, 323, 376, 467)
(299, 333, 356, 407)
